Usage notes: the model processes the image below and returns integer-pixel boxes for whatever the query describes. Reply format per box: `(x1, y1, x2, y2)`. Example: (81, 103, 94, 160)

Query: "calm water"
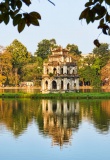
(0, 99, 110, 160)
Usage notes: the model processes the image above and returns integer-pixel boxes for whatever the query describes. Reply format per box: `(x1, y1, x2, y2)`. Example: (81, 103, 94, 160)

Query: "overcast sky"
(0, 0, 110, 55)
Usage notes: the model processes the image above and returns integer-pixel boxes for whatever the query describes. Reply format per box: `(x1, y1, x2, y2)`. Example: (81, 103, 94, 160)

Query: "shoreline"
(0, 92, 110, 99)
(0, 86, 110, 90)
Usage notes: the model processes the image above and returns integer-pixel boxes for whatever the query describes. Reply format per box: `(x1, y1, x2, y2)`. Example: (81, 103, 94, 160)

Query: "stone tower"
(41, 46, 79, 93)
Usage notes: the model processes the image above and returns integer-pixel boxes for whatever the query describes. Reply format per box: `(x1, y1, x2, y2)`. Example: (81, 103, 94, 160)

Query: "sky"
(0, 0, 110, 55)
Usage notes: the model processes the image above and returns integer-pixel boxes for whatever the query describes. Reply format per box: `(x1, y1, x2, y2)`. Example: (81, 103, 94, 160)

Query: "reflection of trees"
(80, 100, 110, 133)
(41, 100, 80, 146)
(0, 99, 42, 137)
(0, 98, 110, 143)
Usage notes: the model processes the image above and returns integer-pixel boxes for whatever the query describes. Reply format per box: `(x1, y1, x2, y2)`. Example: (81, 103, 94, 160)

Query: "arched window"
(61, 68, 63, 74)
(52, 81, 57, 89)
(47, 69, 49, 74)
(67, 69, 69, 74)
(73, 70, 75, 74)
(53, 68, 57, 74)
(45, 81, 48, 90)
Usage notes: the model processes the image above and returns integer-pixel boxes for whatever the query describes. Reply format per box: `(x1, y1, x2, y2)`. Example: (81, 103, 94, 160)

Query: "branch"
(48, 0, 55, 6)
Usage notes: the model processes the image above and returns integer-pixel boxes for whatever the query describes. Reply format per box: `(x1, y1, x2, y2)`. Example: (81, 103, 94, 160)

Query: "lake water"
(0, 99, 110, 160)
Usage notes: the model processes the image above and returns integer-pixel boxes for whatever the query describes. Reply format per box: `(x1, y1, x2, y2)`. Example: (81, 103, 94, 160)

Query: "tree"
(0, 50, 12, 86)
(66, 44, 82, 56)
(79, 0, 110, 46)
(7, 39, 31, 85)
(93, 43, 110, 67)
(35, 39, 57, 60)
(78, 53, 101, 88)
(21, 57, 43, 85)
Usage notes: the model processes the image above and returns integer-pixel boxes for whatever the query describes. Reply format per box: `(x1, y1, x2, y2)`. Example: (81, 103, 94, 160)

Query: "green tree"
(93, 43, 110, 68)
(78, 53, 101, 88)
(35, 39, 57, 60)
(21, 57, 43, 86)
(66, 44, 82, 56)
(7, 39, 31, 85)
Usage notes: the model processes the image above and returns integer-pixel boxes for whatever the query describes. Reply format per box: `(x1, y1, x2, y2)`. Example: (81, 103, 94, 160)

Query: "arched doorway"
(67, 83, 70, 90)
(52, 81, 57, 89)
(61, 80, 63, 90)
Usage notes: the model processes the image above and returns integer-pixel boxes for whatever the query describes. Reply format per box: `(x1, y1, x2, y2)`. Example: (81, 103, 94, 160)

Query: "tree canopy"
(0, 0, 54, 33)
(66, 44, 82, 56)
(1, 0, 110, 41)
(79, 0, 110, 46)
(35, 39, 57, 60)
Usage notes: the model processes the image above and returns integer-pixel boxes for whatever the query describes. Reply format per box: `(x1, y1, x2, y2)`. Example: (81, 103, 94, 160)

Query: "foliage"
(66, 44, 82, 56)
(93, 43, 110, 68)
(78, 53, 101, 88)
(21, 57, 43, 82)
(7, 39, 31, 68)
(79, 0, 110, 46)
(5, 39, 31, 85)
(0, 0, 41, 32)
(0, 50, 12, 85)
(0, 0, 55, 32)
(35, 39, 57, 60)
(49, 72, 54, 77)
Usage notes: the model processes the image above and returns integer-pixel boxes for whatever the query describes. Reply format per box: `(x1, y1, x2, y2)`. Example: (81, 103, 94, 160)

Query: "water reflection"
(80, 100, 110, 133)
(0, 99, 110, 146)
(42, 100, 79, 146)
(0, 99, 42, 136)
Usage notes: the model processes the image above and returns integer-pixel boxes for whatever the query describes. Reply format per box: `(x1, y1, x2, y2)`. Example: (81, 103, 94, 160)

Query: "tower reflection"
(42, 100, 80, 146)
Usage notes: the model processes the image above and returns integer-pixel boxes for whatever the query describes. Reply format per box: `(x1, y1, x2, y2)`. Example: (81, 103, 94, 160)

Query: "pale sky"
(0, 0, 110, 55)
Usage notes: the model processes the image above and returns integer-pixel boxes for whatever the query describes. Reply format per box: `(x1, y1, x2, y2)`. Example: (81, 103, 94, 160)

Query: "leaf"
(106, 12, 110, 22)
(105, 0, 110, 5)
(31, 19, 39, 26)
(4, 13, 10, 25)
(16, 0, 22, 9)
(94, 39, 101, 47)
(18, 18, 25, 33)
(85, 2, 93, 7)
(79, 8, 90, 20)
(22, 0, 31, 6)
(29, 12, 41, 20)
(108, 28, 110, 35)
(99, 0, 103, 4)
(94, 0, 99, 3)
(13, 14, 22, 26)
(102, 25, 109, 35)
(9, 10, 14, 18)
(88, 10, 95, 23)
(0, 15, 3, 23)
(99, 18, 104, 25)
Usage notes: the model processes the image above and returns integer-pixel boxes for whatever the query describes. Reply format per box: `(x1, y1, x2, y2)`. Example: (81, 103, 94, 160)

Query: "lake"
(0, 99, 110, 160)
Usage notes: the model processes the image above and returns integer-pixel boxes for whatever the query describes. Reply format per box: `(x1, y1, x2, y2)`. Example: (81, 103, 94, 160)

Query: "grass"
(0, 92, 110, 99)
